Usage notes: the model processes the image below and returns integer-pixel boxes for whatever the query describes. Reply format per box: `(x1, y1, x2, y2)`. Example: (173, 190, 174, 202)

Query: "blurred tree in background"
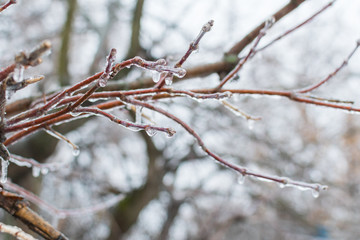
(0, 0, 360, 239)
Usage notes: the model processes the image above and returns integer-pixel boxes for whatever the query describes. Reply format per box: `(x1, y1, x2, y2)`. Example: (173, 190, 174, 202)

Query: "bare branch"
(0, 0, 16, 13)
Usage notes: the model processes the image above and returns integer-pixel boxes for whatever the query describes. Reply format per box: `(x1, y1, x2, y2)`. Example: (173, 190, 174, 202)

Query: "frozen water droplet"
(265, 16, 276, 28)
(152, 71, 161, 83)
(224, 91, 232, 98)
(173, 68, 186, 78)
(237, 174, 245, 184)
(145, 126, 157, 137)
(98, 78, 107, 87)
(166, 128, 176, 138)
(32, 167, 40, 177)
(126, 65, 131, 69)
(247, 119, 255, 130)
(1, 158, 9, 183)
(193, 45, 199, 53)
(278, 178, 288, 188)
(165, 75, 173, 85)
(311, 189, 320, 198)
(72, 147, 80, 156)
(41, 168, 49, 175)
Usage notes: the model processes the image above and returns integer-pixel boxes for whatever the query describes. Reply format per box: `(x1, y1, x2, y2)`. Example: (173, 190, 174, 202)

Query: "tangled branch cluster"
(0, 0, 358, 239)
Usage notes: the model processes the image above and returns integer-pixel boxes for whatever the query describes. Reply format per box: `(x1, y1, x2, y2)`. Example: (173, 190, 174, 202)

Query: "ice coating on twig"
(98, 48, 117, 87)
(0, 157, 9, 183)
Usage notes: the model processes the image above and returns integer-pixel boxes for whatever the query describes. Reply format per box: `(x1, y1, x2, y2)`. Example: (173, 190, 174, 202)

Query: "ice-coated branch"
(221, 100, 262, 121)
(176, 19, 214, 68)
(10, 154, 67, 175)
(154, 20, 214, 89)
(216, 17, 275, 90)
(119, 95, 327, 195)
(6, 75, 44, 92)
(15, 40, 51, 67)
(110, 56, 186, 79)
(254, 0, 336, 56)
(295, 39, 360, 93)
(74, 107, 176, 137)
(0, 222, 38, 240)
(226, 0, 306, 56)
(4, 181, 125, 218)
(0, 0, 16, 13)
(98, 48, 117, 87)
(0, 190, 68, 240)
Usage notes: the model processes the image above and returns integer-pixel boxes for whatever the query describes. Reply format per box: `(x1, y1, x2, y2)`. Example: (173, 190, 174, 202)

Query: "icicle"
(32, 166, 40, 177)
(13, 65, 24, 82)
(135, 105, 142, 124)
(0, 157, 9, 183)
(237, 173, 246, 184)
(152, 71, 161, 83)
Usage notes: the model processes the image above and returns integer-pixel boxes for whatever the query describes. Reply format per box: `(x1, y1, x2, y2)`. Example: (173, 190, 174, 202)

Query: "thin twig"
(4, 181, 124, 218)
(0, 0, 16, 13)
(154, 20, 214, 89)
(74, 107, 176, 137)
(253, 0, 336, 55)
(216, 17, 275, 90)
(295, 39, 360, 93)
(119, 95, 327, 192)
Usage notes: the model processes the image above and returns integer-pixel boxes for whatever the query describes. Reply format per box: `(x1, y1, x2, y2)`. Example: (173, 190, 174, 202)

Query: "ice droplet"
(152, 71, 161, 83)
(0, 158, 9, 183)
(98, 78, 107, 87)
(173, 68, 186, 78)
(145, 126, 157, 137)
(312, 189, 320, 198)
(192, 44, 199, 53)
(32, 166, 40, 177)
(237, 174, 245, 184)
(41, 168, 49, 175)
(166, 128, 176, 138)
(72, 147, 80, 157)
(278, 178, 288, 188)
(247, 119, 255, 130)
(165, 75, 173, 85)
